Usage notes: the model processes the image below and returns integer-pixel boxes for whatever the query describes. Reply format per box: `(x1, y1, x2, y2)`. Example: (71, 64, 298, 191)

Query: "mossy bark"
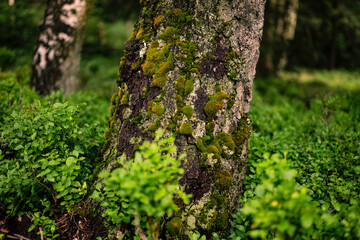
(101, 0, 265, 238)
(30, 0, 90, 96)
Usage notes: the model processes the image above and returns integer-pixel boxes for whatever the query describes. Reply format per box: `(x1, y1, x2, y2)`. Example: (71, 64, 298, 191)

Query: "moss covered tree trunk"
(102, 0, 265, 237)
(30, 0, 89, 96)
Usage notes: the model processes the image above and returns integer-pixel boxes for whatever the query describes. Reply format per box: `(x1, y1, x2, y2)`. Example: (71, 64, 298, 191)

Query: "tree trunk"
(101, 0, 265, 237)
(30, 0, 89, 96)
(258, 0, 298, 76)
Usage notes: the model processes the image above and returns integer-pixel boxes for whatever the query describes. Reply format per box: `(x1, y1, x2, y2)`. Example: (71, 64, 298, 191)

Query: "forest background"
(0, 0, 359, 239)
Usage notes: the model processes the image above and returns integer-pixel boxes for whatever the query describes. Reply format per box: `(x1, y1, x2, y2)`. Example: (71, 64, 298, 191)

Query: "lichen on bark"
(100, 0, 265, 238)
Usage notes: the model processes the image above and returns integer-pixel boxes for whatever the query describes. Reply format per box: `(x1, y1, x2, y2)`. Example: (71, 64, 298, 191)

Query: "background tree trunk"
(258, 0, 298, 76)
(30, 0, 89, 96)
(101, 0, 265, 237)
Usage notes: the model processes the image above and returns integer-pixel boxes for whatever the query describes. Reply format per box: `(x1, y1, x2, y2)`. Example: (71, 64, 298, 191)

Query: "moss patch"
(160, 27, 180, 42)
(184, 78, 194, 96)
(233, 116, 251, 153)
(215, 132, 235, 151)
(214, 170, 233, 190)
(136, 28, 145, 40)
(179, 122, 193, 135)
(152, 104, 164, 116)
(142, 41, 174, 89)
(182, 105, 193, 118)
(204, 91, 228, 119)
(175, 75, 185, 95)
(154, 15, 164, 29)
(166, 217, 183, 237)
(173, 8, 182, 17)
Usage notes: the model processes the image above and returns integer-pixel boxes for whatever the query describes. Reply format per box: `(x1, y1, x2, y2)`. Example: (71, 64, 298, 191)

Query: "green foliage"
(92, 130, 191, 239)
(0, 74, 37, 123)
(232, 154, 322, 239)
(0, 100, 105, 237)
(228, 72, 360, 239)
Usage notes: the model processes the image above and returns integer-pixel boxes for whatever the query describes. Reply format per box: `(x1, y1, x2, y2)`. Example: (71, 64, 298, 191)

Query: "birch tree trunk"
(30, 0, 89, 96)
(101, 0, 265, 237)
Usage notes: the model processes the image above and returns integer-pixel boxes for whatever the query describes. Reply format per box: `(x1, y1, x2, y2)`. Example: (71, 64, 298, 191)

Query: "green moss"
(184, 78, 194, 96)
(109, 105, 116, 116)
(135, 28, 145, 40)
(215, 211, 230, 230)
(151, 75, 167, 88)
(227, 93, 236, 109)
(166, 123, 176, 132)
(166, 217, 183, 237)
(204, 100, 222, 119)
(190, 68, 200, 76)
(179, 122, 193, 135)
(175, 76, 185, 95)
(175, 54, 186, 60)
(160, 27, 179, 42)
(150, 40, 159, 48)
(207, 145, 219, 154)
(152, 104, 164, 116)
(147, 117, 161, 132)
(205, 121, 215, 134)
(233, 116, 251, 153)
(133, 114, 143, 124)
(146, 100, 154, 118)
(215, 132, 235, 151)
(120, 94, 129, 105)
(110, 93, 118, 105)
(158, 60, 173, 76)
(196, 138, 207, 152)
(173, 8, 182, 17)
(204, 91, 229, 119)
(104, 129, 111, 139)
(175, 94, 183, 108)
(142, 42, 173, 89)
(131, 59, 141, 70)
(186, 15, 192, 23)
(215, 85, 221, 93)
(213, 91, 229, 101)
(228, 70, 237, 80)
(182, 105, 193, 118)
(226, 50, 235, 61)
(173, 112, 182, 123)
(153, 15, 164, 29)
(109, 115, 116, 128)
(101, 139, 111, 154)
(165, 9, 172, 17)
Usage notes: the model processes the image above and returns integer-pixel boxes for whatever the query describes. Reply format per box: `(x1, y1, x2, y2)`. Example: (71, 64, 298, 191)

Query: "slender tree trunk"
(329, 0, 339, 70)
(101, 0, 265, 237)
(259, 0, 298, 76)
(30, 0, 89, 96)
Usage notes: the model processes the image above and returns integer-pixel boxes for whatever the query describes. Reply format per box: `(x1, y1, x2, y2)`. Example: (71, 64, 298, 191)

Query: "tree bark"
(258, 0, 298, 76)
(30, 0, 89, 96)
(101, 0, 265, 237)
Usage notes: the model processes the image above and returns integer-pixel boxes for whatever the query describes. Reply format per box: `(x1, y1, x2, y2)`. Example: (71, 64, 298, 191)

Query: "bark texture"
(102, 0, 265, 237)
(31, 0, 89, 96)
(258, 0, 298, 76)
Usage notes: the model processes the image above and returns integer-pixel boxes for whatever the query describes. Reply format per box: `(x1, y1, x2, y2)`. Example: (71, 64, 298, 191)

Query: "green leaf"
(66, 157, 76, 167)
(301, 214, 313, 229)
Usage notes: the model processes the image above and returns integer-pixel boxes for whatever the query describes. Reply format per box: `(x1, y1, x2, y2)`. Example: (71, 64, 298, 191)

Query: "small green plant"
(92, 129, 191, 240)
(233, 153, 323, 239)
